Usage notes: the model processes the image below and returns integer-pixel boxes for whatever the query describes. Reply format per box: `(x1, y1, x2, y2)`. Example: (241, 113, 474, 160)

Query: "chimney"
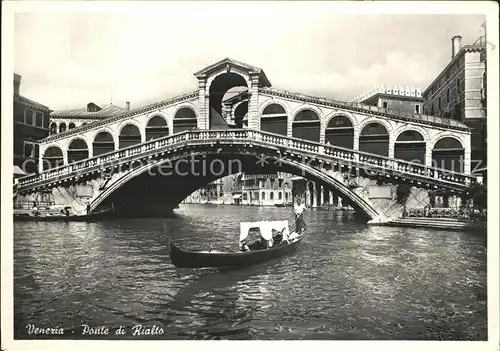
(125, 101, 130, 111)
(452, 35, 462, 58)
(14, 73, 21, 95)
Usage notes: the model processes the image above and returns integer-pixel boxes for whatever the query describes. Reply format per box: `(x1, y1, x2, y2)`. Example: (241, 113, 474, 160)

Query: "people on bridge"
(294, 198, 307, 233)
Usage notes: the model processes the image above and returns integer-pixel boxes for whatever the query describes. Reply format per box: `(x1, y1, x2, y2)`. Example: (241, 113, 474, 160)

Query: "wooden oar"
(163, 222, 171, 254)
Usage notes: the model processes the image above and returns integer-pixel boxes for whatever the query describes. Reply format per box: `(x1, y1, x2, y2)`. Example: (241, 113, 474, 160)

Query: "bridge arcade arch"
(261, 103, 288, 136)
(93, 131, 115, 156)
(59, 123, 67, 133)
(42, 145, 64, 170)
(359, 122, 390, 157)
(49, 123, 57, 135)
(146, 115, 169, 141)
(67, 138, 89, 163)
(394, 130, 426, 164)
(208, 72, 248, 129)
(325, 115, 354, 149)
(173, 107, 197, 134)
(119, 124, 142, 149)
(292, 109, 321, 142)
(432, 137, 464, 173)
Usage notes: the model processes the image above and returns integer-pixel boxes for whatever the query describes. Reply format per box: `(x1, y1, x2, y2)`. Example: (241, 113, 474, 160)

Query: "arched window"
(146, 116, 169, 140)
(262, 192, 266, 200)
(261, 103, 287, 136)
(49, 123, 57, 135)
(395, 130, 426, 164)
(278, 192, 282, 200)
(93, 131, 115, 156)
(359, 122, 389, 156)
(173, 108, 197, 134)
(270, 191, 274, 200)
(119, 124, 141, 149)
(68, 122, 76, 129)
(432, 137, 464, 172)
(59, 123, 67, 133)
(68, 138, 89, 163)
(325, 115, 354, 149)
(42, 146, 64, 170)
(292, 109, 320, 142)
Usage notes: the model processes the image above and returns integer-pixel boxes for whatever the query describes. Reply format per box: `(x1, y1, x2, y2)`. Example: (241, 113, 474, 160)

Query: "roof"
(260, 87, 470, 131)
(223, 89, 249, 104)
(360, 92, 424, 104)
(194, 57, 271, 87)
(14, 94, 51, 111)
(50, 104, 128, 119)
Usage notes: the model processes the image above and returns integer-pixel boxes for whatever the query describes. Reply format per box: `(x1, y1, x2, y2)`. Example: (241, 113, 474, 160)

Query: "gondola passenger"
(239, 240, 250, 252)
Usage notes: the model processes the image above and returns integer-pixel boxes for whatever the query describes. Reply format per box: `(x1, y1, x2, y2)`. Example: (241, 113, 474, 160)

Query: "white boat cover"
(239, 220, 289, 242)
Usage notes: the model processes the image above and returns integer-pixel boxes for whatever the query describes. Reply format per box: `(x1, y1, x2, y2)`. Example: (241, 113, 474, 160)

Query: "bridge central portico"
(16, 58, 477, 222)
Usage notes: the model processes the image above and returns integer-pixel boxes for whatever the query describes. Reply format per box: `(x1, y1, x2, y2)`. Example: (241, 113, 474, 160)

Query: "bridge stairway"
(54, 187, 85, 215)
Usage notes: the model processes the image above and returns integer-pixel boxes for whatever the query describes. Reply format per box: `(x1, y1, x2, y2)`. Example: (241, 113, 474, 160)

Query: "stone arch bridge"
(15, 58, 477, 223)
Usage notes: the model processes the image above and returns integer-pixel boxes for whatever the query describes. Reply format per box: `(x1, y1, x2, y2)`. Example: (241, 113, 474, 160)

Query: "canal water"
(14, 204, 487, 340)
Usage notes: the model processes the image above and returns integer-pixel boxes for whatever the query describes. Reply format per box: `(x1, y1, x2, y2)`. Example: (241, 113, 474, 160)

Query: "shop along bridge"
(14, 58, 478, 223)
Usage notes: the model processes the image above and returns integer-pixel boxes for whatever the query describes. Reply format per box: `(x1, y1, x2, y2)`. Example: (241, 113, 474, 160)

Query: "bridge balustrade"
(17, 129, 476, 192)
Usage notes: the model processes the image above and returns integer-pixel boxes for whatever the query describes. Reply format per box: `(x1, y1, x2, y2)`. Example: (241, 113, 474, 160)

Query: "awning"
(233, 194, 242, 199)
(290, 176, 305, 181)
(13, 166, 26, 176)
(239, 220, 289, 242)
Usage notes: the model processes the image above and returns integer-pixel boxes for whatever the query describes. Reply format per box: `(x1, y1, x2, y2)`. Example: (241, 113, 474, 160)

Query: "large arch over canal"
(91, 151, 379, 220)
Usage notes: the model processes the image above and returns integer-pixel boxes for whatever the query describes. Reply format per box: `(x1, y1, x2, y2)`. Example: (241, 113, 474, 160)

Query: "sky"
(13, 4, 485, 111)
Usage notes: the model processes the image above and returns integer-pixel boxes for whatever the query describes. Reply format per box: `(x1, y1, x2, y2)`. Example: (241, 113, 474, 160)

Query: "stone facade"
(13, 73, 52, 174)
(184, 172, 294, 206)
(422, 35, 487, 171)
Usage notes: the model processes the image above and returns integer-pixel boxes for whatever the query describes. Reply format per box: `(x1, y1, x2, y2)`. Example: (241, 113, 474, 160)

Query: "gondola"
(13, 207, 114, 222)
(166, 220, 305, 269)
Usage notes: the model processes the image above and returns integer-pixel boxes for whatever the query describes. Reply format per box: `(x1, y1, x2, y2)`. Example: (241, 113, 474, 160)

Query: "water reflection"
(14, 205, 487, 340)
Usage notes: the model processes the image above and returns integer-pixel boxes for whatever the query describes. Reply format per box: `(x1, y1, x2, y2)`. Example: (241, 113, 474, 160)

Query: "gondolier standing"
(294, 198, 307, 233)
